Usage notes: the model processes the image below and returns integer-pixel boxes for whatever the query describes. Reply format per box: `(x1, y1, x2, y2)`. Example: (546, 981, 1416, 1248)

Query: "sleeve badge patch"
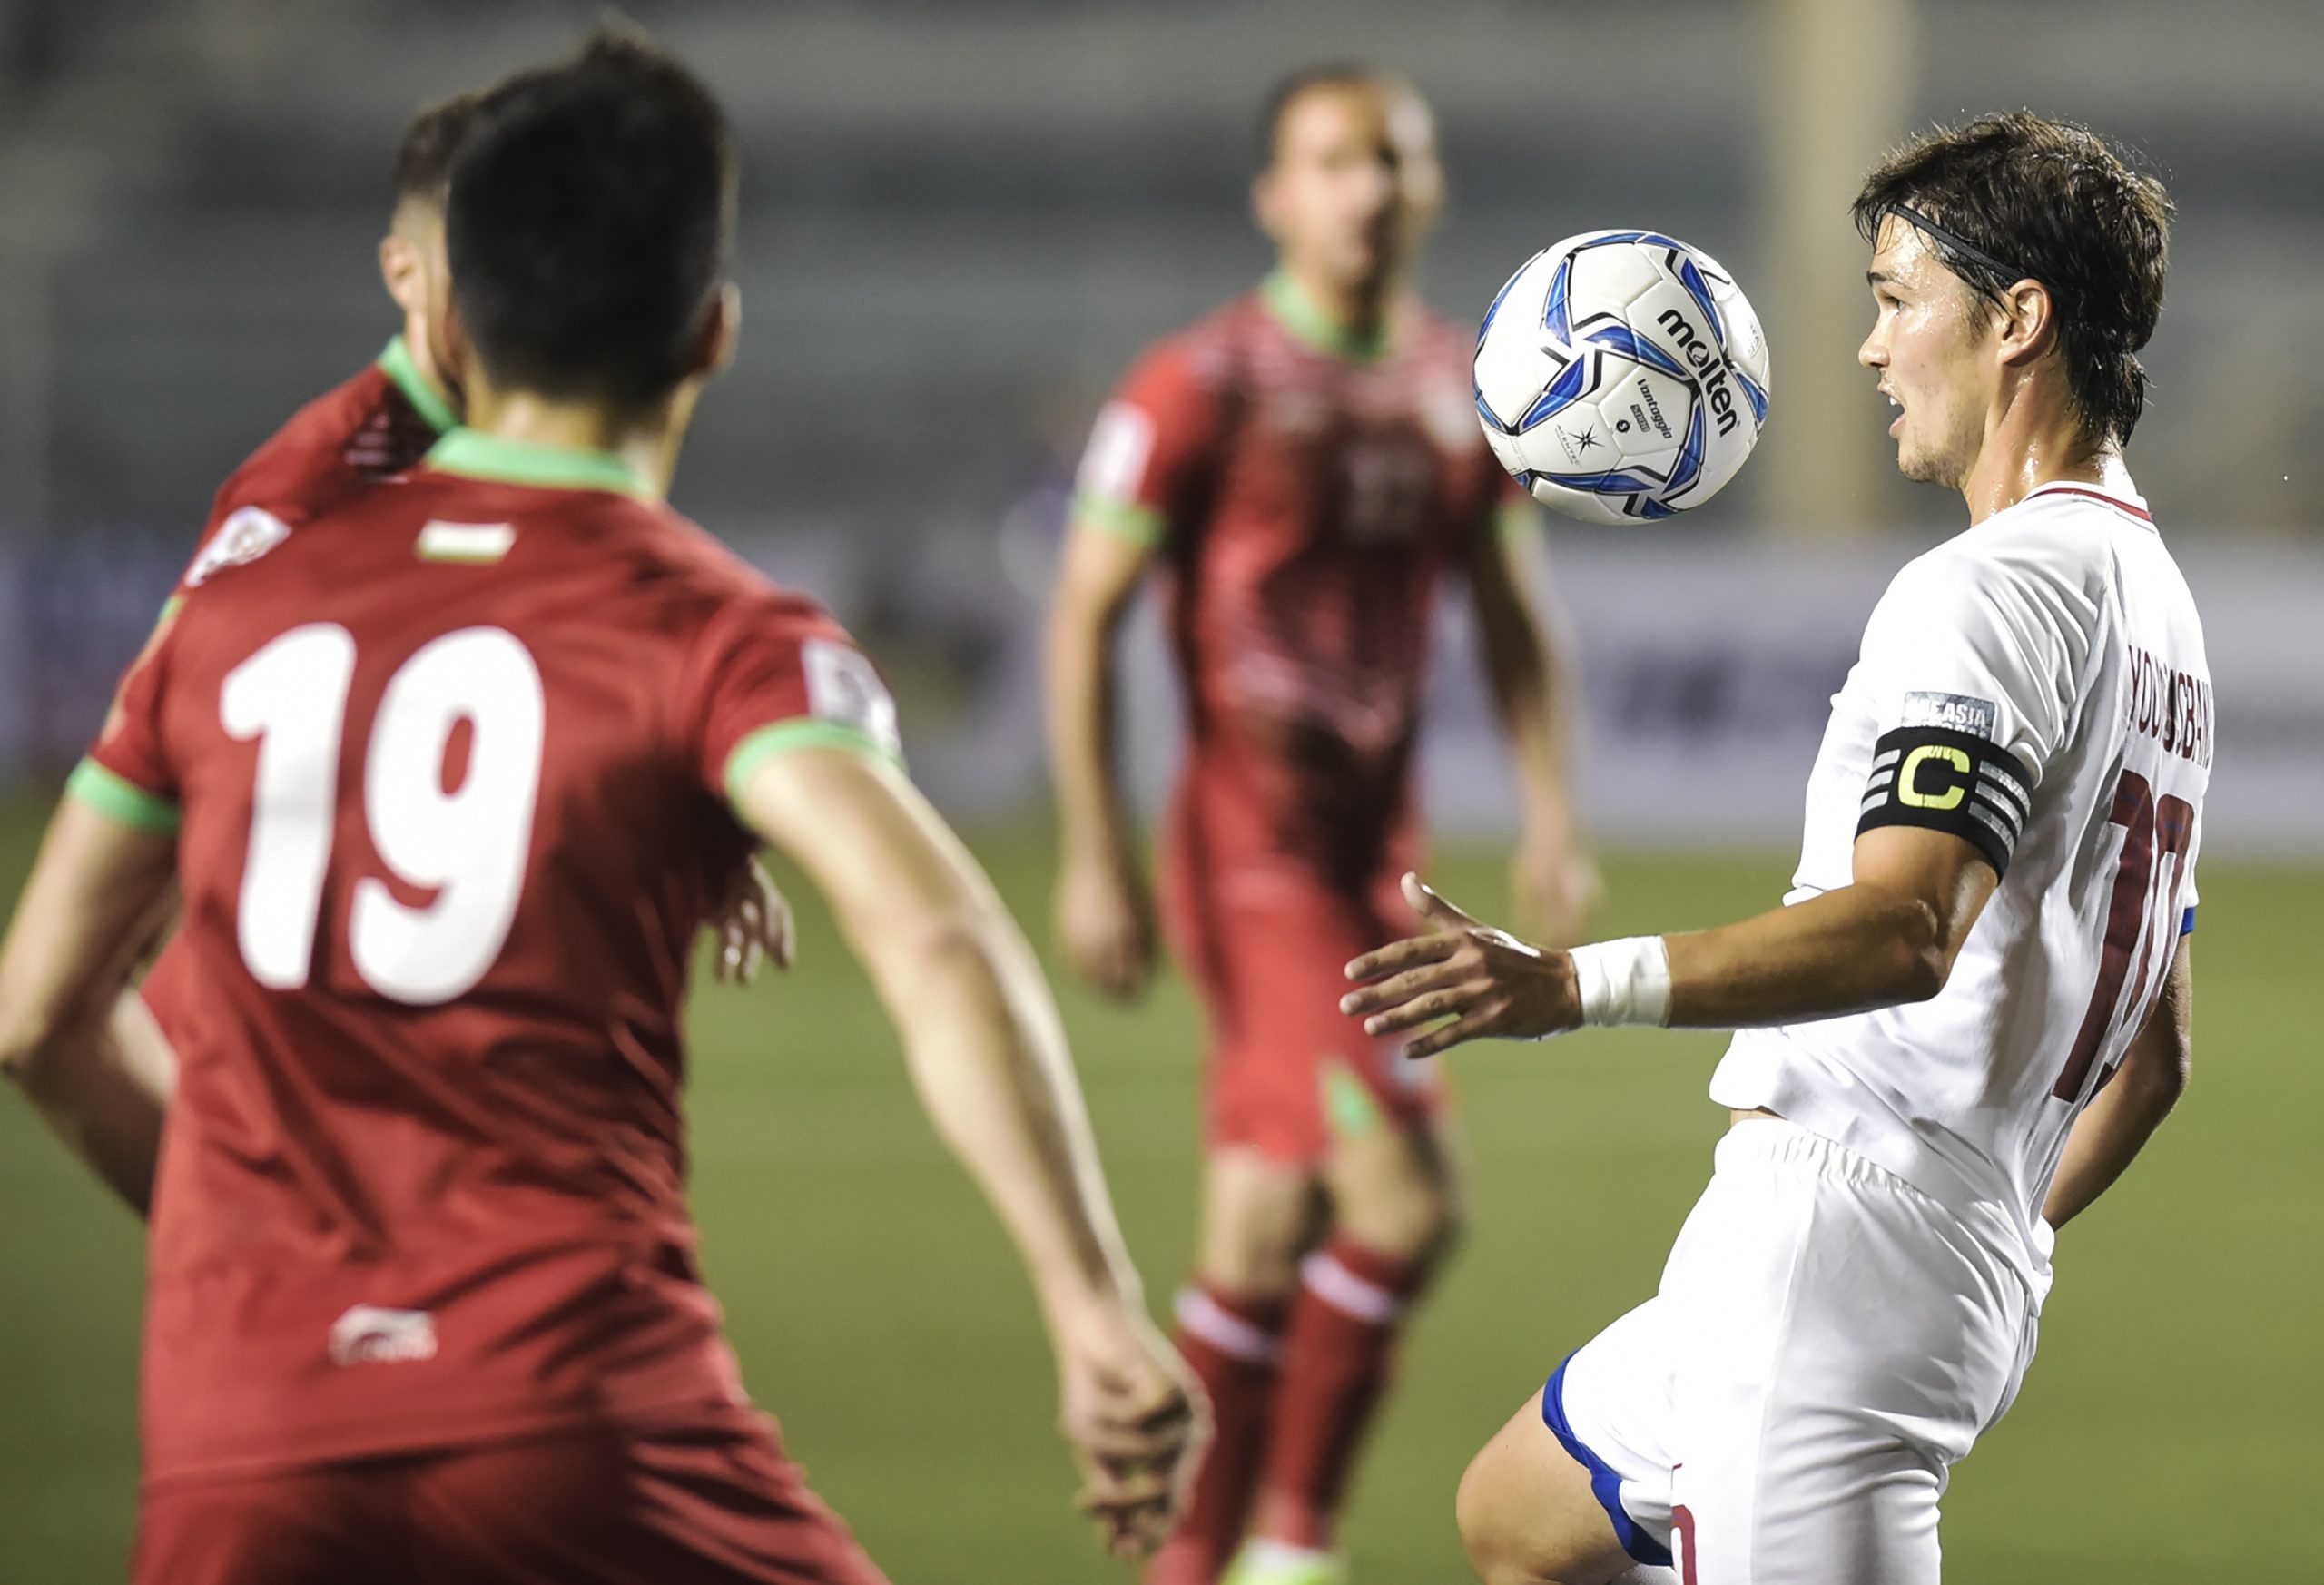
(1900, 690, 1998, 739)
(803, 637, 901, 755)
(1074, 400, 1157, 504)
(186, 506, 292, 588)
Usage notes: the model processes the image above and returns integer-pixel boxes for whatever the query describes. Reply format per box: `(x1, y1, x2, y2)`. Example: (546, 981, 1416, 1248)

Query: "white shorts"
(1543, 1119, 2039, 1584)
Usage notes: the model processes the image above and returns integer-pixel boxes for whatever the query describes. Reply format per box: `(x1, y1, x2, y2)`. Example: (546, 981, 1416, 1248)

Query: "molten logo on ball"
(1473, 230, 1772, 525)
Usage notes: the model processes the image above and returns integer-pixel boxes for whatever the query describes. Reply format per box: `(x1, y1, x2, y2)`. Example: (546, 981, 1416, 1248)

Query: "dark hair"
(391, 91, 485, 209)
(1853, 112, 2172, 444)
(1257, 61, 1416, 165)
(445, 28, 735, 409)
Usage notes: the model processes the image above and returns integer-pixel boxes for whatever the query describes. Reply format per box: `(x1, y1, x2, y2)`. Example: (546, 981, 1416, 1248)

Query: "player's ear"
(1996, 278, 2056, 369)
(687, 283, 741, 380)
(1389, 92, 1446, 228)
(1252, 169, 1285, 247)
(379, 232, 421, 317)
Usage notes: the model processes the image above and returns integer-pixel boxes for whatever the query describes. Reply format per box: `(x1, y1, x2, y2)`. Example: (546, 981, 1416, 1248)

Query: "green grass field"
(2, 799, 2319, 1583)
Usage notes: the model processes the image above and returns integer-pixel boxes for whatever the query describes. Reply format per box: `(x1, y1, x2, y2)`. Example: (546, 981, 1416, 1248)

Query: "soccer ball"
(1473, 231, 1772, 525)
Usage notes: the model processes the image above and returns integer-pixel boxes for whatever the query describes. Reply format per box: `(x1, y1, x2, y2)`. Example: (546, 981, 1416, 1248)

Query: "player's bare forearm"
(885, 908, 1139, 1315)
(1468, 527, 1579, 832)
(1662, 871, 1986, 1029)
(15, 993, 175, 1216)
(737, 747, 1144, 1315)
(1046, 526, 1161, 997)
(0, 796, 180, 1216)
(739, 747, 1196, 1544)
(1046, 524, 1151, 873)
(2045, 943, 2191, 1230)
(1468, 527, 1599, 942)
(1343, 828, 1995, 1054)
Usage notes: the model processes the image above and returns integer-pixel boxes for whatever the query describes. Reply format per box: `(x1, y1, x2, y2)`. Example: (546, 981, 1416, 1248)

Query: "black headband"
(1883, 202, 2030, 293)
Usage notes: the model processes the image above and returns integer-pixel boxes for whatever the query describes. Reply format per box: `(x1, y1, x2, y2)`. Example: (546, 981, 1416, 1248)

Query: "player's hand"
(711, 858, 794, 985)
(1340, 872, 1581, 1058)
(1510, 830, 1600, 947)
(1053, 1295, 1201, 1559)
(1054, 854, 1157, 1001)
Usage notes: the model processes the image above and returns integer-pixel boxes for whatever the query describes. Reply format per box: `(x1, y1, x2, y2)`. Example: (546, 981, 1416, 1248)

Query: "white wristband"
(1568, 936, 1673, 1028)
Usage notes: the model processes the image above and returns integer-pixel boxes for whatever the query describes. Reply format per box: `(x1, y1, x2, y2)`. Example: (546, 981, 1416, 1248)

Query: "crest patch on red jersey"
(803, 637, 901, 754)
(186, 506, 291, 587)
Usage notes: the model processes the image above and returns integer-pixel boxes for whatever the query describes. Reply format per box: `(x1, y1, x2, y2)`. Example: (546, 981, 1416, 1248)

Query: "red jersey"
(190, 335, 455, 566)
(141, 339, 455, 1051)
(77, 428, 901, 1482)
(1074, 272, 1530, 897)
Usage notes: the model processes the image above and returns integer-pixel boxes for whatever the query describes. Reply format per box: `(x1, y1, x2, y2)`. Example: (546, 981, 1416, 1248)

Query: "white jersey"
(1710, 477, 2211, 1286)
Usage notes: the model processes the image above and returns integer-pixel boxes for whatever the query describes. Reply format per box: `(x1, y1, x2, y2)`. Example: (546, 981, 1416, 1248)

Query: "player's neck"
(398, 330, 453, 410)
(461, 389, 681, 503)
(1272, 260, 1396, 351)
(1958, 379, 2121, 525)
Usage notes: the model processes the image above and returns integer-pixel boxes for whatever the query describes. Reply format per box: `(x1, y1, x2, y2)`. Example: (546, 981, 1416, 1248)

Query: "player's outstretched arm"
(1341, 825, 1996, 1057)
(0, 797, 180, 1216)
(2044, 940, 2191, 1230)
(734, 745, 1196, 1556)
(1464, 521, 1598, 944)
(1045, 523, 1159, 1000)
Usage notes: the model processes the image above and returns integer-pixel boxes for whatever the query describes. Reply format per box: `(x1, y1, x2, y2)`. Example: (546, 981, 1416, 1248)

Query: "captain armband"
(1856, 725, 2034, 878)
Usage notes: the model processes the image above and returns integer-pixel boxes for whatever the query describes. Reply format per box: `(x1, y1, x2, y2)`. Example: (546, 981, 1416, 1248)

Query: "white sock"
(1610, 1567, 1679, 1585)
(1241, 1538, 1339, 1570)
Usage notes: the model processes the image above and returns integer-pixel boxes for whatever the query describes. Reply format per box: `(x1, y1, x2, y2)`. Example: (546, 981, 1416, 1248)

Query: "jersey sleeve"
(169, 436, 323, 598)
(71, 606, 184, 834)
(1851, 547, 2093, 878)
(1070, 340, 1223, 550)
(172, 364, 441, 595)
(684, 587, 905, 812)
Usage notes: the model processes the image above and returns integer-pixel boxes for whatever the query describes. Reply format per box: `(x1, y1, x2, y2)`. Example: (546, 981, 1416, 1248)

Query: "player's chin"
(1338, 231, 1395, 283)
(1897, 447, 1950, 486)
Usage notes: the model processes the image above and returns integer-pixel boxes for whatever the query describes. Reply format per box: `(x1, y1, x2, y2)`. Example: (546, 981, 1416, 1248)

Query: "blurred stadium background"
(2, 1, 2319, 1580)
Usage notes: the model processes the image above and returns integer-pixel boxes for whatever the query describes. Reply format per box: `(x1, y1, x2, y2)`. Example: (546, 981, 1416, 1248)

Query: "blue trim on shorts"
(1541, 1355, 1673, 1569)
(2180, 905, 2196, 937)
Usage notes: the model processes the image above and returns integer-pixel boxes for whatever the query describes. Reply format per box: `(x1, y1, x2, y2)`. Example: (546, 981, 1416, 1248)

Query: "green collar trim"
(376, 336, 460, 436)
(425, 428, 654, 497)
(1260, 270, 1393, 363)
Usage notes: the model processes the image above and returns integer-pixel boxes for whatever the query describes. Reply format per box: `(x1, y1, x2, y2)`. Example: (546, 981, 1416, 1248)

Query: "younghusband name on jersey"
(2124, 644, 2213, 770)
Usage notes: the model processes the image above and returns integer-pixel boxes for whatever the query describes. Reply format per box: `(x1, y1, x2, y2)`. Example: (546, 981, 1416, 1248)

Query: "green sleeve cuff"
(723, 720, 902, 810)
(1495, 499, 1544, 541)
(1072, 493, 1167, 550)
(66, 759, 180, 835)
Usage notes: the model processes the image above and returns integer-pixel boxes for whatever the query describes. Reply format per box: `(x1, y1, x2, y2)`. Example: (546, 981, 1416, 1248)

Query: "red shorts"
(1161, 857, 1443, 1166)
(132, 1414, 889, 1585)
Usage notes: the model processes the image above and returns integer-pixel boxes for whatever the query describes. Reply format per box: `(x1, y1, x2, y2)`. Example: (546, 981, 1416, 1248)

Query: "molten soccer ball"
(1473, 230, 1771, 525)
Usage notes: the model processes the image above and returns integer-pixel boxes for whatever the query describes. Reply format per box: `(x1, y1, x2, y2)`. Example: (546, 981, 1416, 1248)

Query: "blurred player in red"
(1047, 63, 1593, 1585)
(135, 83, 792, 1079)
(0, 32, 1191, 1584)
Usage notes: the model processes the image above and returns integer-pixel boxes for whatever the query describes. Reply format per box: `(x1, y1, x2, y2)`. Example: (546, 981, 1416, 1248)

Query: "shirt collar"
(1260, 270, 1396, 364)
(2024, 477, 2154, 526)
(423, 428, 655, 497)
(375, 336, 460, 437)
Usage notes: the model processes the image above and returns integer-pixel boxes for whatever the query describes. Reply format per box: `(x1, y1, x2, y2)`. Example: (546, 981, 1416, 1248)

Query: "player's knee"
(1195, 1167, 1320, 1295)
(1196, 1230, 1305, 1297)
(1423, 1183, 1468, 1267)
(1338, 1168, 1462, 1268)
(1457, 1441, 1552, 1585)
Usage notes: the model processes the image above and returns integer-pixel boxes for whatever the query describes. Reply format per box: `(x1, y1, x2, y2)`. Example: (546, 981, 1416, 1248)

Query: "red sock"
(1145, 1285, 1288, 1585)
(1252, 1236, 1430, 1551)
